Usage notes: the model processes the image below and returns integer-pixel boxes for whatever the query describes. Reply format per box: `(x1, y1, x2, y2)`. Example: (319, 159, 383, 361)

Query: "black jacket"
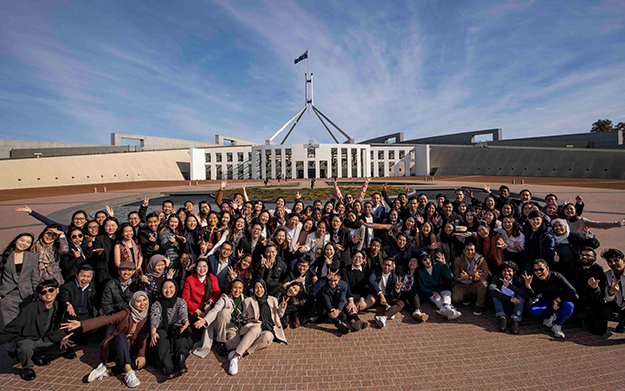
(488, 274, 527, 301)
(528, 271, 578, 302)
(573, 264, 606, 305)
(58, 279, 97, 319)
(258, 257, 289, 297)
(0, 301, 66, 345)
(238, 235, 266, 271)
(341, 266, 369, 298)
(100, 278, 139, 315)
(92, 234, 115, 284)
(138, 227, 160, 261)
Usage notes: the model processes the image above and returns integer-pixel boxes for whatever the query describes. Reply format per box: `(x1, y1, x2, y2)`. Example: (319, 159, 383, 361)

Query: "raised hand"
(237, 249, 244, 259)
(587, 277, 599, 289)
(220, 180, 228, 190)
(481, 184, 491, 193)
(140, 275, 149, 284)
(105, 205, 114, 217)
(465, 189, 474, 198)
(523, 272, 533, 289)
(553, 253, 560, 263)
(500, 278, 510, 288)
(71, 248, 81, 258)
(228, 266, 237, 280)
(575, 195, 583, 204)
(609, 279, 620, 295)
(142, 196, 149, 207)
(14, 205, 32, 214)
(167, 268, 176, 279)
(436, 252, 446, 265)
(415, 215, 424, 224)
(382, 183, 387, 192)
(395, 276, 403, 291)
(280, 296, 288, 310)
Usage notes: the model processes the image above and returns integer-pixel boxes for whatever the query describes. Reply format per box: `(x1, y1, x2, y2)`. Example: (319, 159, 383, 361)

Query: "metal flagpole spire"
(266, 48, 354, 145)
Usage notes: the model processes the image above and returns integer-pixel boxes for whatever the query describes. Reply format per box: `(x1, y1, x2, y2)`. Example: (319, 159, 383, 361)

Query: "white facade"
(189, 143, 430, 180)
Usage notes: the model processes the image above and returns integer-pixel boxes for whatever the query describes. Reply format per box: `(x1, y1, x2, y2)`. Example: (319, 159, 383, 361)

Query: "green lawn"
(223, 185, 409, 201)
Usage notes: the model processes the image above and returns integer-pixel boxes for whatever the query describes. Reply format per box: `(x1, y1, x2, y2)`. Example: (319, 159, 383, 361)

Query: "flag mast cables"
(265, 48, 355, 145)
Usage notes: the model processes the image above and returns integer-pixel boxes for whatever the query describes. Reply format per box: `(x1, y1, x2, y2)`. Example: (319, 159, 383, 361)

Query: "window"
(206, 153, 211, 163)
(216, 153, 222, 163)
(378, 150, 384, 160)
(227, 153, 233, 162)
(399, 150, 405, 159)
(238, 152, 244, 162)
(389, 150, 395, 160)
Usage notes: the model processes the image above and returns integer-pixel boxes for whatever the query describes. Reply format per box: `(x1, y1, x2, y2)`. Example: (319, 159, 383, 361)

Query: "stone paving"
(1, 177, 625, 390)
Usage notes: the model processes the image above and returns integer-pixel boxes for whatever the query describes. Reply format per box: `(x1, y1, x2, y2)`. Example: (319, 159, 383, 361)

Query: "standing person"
(33, 225, 68, 285)
(524, 259, 578, 339)
(570, 248, 608, 335)
(522, 211, 555, 275)
(551, 219, 600, 283)
(149, 280, 191, 378)
(138, 213, 161, 263)
(60, 227, 93, 282)
(488, 261, 526, 334)
(311, 178, 315, 189)
(227, 279, 287, 375)
(0, 233, 38, 330)
(114, 223, 143, 272)
(92, 217, 119, 288)
(493, 216, 525, 273)
(57, 264, 97, 348)
(207, 241, 237, 292)
(0, 279, 74, 381)
(160, 215, 182, 272)
(62, 292, 151, 388)
(600, 249, 625, 333)
(452, 242, 489, 316)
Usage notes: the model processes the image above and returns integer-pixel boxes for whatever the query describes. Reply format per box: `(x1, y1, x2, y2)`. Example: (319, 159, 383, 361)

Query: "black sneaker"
(462, 300, 471, 306)
(217, 342, 227, 357)
(63, 347, 76, 360)
(32, 355, 50, 366)
(19, 367, 36, 381)
(336, 321, 350, 335)
(497, 316, 507, 331)
(510, 320, 520, 335)
(351, 320, 366, 331)
(177, 354, 188, 375)
(615, 322, 625, 333)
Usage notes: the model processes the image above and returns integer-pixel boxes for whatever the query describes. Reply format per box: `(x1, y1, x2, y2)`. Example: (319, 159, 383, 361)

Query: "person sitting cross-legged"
(311, 268, 352, 334)
(416, 251, 461, 320)
(452, 241, 489, 316)
(488, 261, 526, 334)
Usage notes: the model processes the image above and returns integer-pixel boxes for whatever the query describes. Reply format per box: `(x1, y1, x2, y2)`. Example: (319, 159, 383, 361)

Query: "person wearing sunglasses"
(524, 259, 578, 338)
(0, 279, 75, 381)
(60, 227, 93, 282)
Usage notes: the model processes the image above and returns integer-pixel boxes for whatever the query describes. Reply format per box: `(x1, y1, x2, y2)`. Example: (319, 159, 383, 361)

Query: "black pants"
(399, 290, 421, 312)
(573, 301, 625, 335)
(9, 338, 64, 369)
(154, 329, 192, 372)
(316, 293, 347, 325)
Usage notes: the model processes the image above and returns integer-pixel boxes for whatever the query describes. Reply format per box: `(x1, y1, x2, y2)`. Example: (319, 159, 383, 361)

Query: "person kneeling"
(149, 280, 192, 378)
(0, 279, 74, 381)
(488, 261, 526, 334)
(228, 280, 287, 375)
(62, 291, 151, 388)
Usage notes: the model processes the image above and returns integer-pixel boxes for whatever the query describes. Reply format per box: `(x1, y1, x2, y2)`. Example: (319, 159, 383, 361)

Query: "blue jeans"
(493, 296, 524, 321)
(528, 300, 574, 326)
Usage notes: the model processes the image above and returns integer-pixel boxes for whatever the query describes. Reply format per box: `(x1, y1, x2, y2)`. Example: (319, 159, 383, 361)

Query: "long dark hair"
(1, 233, 35, 274)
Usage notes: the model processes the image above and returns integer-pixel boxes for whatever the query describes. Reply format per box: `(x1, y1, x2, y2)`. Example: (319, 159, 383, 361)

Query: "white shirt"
(379, 273, 389, 293)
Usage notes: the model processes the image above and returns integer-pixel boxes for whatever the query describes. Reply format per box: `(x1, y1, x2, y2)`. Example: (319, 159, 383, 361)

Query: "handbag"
(233, 308, 248, 329)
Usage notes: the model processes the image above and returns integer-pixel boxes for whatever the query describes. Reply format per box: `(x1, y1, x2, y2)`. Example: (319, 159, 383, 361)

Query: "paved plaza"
(1, 177, 624, 390)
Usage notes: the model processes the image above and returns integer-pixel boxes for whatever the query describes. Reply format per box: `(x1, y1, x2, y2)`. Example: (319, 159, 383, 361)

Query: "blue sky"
(1, 0, 624, 145)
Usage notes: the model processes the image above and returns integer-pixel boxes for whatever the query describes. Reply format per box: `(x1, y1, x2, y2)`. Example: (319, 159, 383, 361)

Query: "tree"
(590, 119, 614, 133)
(615, 122, 625, 132)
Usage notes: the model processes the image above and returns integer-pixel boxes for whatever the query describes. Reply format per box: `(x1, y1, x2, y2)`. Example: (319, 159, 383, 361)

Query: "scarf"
(252, 279, 274, 332)
(231, 295, 243, 323)
(552, 219, 570, 245)
(146, 254, 167, 278)
(127, 291, 149, 337)
(33, 239, 56, 275)
(343, 215, 362, 230)
(157, 279, 178, 327)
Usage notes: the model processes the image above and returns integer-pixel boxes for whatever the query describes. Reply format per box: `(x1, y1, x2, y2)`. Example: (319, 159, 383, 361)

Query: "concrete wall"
(10, 146, 140, 158)
(214, 135, 260, 146)
(0, 149, 189, 190)
(487, 130, 624, 149)
(429, 145, 625, 179)
(111, 133, 216, 149)
(359, 133, 404, 144)
(0, 139, 102, 159)
(402, 128, 502, 145)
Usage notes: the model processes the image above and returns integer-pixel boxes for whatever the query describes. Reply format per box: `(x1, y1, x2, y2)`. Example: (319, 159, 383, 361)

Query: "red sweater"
(182, 273, 221, 315)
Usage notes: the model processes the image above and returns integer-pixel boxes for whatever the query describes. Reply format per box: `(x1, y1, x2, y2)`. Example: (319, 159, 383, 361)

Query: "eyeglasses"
(38, 287, 56, 294)
(71, 234, 84, 239)
(533, 268, 545, 272)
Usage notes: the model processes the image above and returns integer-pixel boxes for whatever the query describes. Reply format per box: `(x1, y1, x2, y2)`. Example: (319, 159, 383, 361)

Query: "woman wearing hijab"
(32, 224, 68, 285)
(149, 279, 191, 378)
(551, 218, 600, 283)
(227, 279, 287, 375)
(140, 255, 174, 301)
(61, 291, 151, 388)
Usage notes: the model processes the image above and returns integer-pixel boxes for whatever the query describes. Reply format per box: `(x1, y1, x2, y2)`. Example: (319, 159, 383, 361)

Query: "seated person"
(288, 258, 318, 295)
(570, 248, 608, 335)
(524, 259, 578, 339)
(601, 249, 625, 333)
(207, 241, 237, 292)
(341, 251, 371, 330)
(488, 261, 526, 334)
(101, 261, 139, 315)
(0, 279, 74, 381)
(416, 251, 460, 320)
(193, 279, 246, 358)
(277, 281, 309, 329)
(311, 269, 351, 334)
(397, 256, 429, 322)
(452, 242, 489, 315)
(62, 291, 150, 388)
(257, 243, 289, 297)
(227, 280, 287, 375)
(140, 254, 174, 301)
(182, 259, 221, 331)
(365, 258, 405, 328)
(148, 280, 191, 378)
(58, 264, 97, 347)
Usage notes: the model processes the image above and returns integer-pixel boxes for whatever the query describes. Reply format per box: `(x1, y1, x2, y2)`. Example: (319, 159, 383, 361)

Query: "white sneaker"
(87, 363, 109, 383)
(228, 350, 236, 361)
(437, 306, 453, 317)
(412, 310, 421, 316)
(375, 315, 387, 328)
(552, 324, 565, 338)
(543, 314, 557, 328)
(124, 370, 140, 388)
(448, 309, 462, 320)
(228, 356, 239, 375)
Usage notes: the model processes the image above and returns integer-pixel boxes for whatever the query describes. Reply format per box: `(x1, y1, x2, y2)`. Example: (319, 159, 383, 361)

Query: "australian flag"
(294, 50, 308, 64)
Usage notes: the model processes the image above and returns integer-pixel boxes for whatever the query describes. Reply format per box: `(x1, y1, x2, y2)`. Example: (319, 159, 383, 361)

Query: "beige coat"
(193, 293, 242, 358)
(241, 295, 287, 344)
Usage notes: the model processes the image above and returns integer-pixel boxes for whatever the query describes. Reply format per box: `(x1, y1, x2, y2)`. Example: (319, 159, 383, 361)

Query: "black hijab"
(252, 279, 274, 332)
(343, 211, 362, 230)
(157, 279, 179, 327)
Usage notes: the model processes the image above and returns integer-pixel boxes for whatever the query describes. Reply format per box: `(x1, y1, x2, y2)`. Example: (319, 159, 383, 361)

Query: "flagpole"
(307, 47, 310, 115)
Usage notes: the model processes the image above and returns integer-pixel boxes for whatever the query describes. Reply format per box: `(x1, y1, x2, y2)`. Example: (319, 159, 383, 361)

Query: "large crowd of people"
(1, 179, 625, 386)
